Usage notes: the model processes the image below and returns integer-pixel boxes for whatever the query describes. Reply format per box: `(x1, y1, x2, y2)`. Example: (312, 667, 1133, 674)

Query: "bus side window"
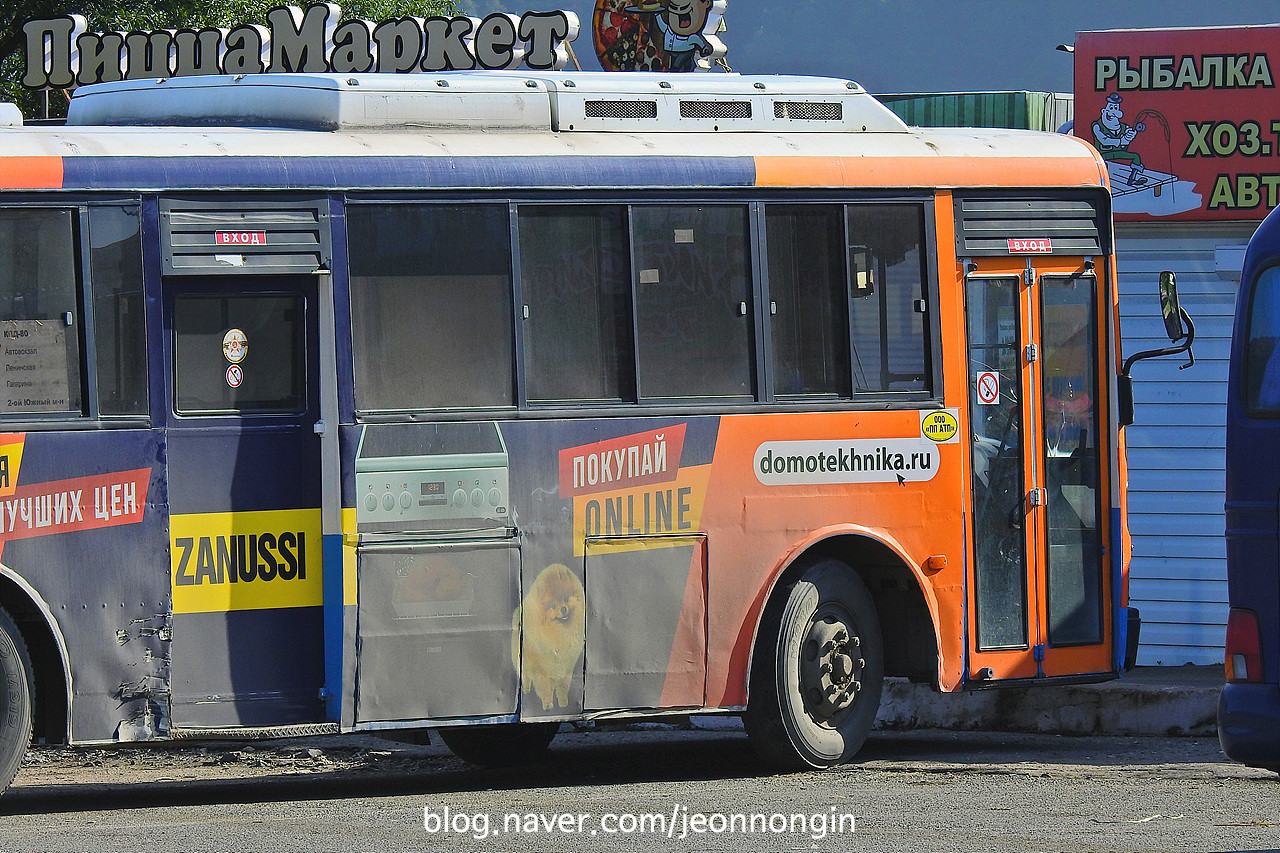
(765, 204, 851, 399)
(631, 205, 754, 400)
(348, 203, 515, 412)
(173, 294, 305, 415)
(89, 206, 148, 417)
(1245, 266, 1280, 415)
(0, 208, 83, 417)
(518, 205, 634, 404)
(845, 204, 929, 394)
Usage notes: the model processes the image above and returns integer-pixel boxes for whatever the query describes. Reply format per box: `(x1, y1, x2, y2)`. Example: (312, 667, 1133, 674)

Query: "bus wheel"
(745, 559, 883, 771)
(438, 722, 558, 767)
(0, 606, 34, 798)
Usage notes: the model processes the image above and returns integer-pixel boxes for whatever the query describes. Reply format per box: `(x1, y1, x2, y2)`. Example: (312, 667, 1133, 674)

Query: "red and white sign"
(215, 231, 267, 246)
(559, 423, 686, 498)
(976, 371, 1000, 405)
(1075, 25, 1280, 221)
(226, 364, 243, 388)
(1007, 238, 1052, 254)
(0, 468, 150, 542)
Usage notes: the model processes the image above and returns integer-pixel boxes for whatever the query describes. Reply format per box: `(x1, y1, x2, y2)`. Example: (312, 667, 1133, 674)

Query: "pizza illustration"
(593, 0, 667, 72)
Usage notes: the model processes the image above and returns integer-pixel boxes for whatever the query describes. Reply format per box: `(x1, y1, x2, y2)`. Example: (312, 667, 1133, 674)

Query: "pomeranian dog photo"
(512, 563, 585, 710)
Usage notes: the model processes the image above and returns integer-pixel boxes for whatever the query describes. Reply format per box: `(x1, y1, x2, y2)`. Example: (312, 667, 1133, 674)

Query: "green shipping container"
(877, 91, 1074, 133)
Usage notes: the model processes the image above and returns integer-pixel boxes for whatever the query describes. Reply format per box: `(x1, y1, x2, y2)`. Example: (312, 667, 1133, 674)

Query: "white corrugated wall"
(1116, 222, 1256, 665)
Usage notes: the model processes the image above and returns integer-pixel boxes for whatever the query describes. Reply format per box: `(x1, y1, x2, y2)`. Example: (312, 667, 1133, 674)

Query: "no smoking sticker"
(976, 371, 1000, 405)
(226, 364, 243, 388)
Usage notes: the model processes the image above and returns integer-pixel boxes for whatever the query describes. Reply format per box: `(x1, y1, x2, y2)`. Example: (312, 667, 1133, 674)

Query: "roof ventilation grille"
(584, 99, 658, 119)
(774, 101, 843, 121)
(680, 100, 751, 119)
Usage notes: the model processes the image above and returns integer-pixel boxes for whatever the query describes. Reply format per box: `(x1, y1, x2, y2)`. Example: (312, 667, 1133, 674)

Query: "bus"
(1222, 205, 1280, 774)
(0, 70, 1135, 795)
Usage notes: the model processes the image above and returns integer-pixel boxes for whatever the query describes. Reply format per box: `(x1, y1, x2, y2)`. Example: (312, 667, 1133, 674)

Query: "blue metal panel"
(60, 155, 758, 192)
(1116, 223, 1253, 665)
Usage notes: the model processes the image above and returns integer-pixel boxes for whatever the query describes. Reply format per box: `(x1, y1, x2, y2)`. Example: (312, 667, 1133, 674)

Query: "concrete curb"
(689, 666, 1224, 738)
(875, 674, 1220, 737)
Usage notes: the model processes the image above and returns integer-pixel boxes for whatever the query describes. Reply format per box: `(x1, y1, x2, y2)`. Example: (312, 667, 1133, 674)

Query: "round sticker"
(222, 328, 248, 364)
(226, 364, 243, 388)
(922, 410, 959, 443)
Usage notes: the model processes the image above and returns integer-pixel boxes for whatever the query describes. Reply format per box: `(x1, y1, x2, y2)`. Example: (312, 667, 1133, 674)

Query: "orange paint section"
(657, 538, 710, 708)
(929, 191, 969, 692)
(756, 156, 1105, 189)
(0, 434, 24, 563)
(0, 435, 25, 499)
(696, 411, 967, 708)
(0, 158, 63, 189)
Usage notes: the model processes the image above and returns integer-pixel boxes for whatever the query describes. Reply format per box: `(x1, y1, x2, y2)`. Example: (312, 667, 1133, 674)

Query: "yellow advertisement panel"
(171, 508, 322, 614)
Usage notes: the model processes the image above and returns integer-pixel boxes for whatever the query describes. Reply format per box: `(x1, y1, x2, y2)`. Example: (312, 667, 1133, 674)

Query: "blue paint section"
(321, 532, 343, 722)
(327, 198, 357, 421)
(0, 428, 170, 743)
(1220, 683, 1280, 769)
(1221, 207, 1280, 767)
(141, 196, 169, 429)
(1111, 506, 1126, 674)
(60, 155, 758, 191)
(170, 607, 325, 727)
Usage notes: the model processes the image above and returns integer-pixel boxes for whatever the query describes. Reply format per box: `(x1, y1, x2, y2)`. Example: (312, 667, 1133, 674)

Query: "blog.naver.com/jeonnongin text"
(423, 803, 857, 842)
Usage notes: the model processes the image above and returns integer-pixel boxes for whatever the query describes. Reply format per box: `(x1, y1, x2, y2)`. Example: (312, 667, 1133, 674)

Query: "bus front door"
(963, 264, 1112, 684)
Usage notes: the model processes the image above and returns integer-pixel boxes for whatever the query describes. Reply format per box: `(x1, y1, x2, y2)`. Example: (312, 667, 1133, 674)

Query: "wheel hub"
(799, 611, 864, 721)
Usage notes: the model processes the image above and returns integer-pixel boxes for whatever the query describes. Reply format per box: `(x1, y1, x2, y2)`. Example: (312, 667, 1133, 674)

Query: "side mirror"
(1159, 271, 1186, 342)
(1120, 271, 1197, 426)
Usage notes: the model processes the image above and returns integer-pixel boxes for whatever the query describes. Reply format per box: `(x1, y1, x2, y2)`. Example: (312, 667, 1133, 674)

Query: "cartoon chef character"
(1092, 93, 1148, 186)
(653, 0, 715, 71)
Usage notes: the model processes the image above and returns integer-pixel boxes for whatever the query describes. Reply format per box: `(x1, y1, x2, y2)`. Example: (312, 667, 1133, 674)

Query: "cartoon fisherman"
(1092, 93, 1148, 186)
(652, 0, 715, 71)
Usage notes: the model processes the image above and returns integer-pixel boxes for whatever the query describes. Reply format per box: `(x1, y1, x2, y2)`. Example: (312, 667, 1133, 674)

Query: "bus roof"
(0, 72, 1109, 193)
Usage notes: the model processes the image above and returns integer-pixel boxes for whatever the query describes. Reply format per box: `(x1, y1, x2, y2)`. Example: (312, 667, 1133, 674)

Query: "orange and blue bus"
(0, 70, 1134, 794)
(1222, 205, 1280, 774)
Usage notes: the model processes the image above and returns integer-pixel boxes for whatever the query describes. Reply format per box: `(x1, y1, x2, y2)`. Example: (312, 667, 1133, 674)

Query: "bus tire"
(0, 606, 33, 798)
(438, 722, 558, 767)
(745, 558, 883, 771)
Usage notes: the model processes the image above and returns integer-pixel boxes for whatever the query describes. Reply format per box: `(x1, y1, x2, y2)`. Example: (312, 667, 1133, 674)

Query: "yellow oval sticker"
(922, 411, 958, 443)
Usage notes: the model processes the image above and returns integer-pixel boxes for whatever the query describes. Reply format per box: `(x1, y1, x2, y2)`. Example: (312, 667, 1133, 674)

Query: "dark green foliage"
(2, 0, 457, 118)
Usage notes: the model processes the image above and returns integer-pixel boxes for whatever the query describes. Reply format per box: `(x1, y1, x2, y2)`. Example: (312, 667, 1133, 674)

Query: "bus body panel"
(339, 409, 958, 724)
(0, 76, 1126, 748)
(0, 428, 167, 743)
(0, 127, 1106, 194)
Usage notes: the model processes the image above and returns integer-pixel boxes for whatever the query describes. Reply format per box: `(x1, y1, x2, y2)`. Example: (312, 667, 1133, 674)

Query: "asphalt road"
(0, 725, 1276, 852)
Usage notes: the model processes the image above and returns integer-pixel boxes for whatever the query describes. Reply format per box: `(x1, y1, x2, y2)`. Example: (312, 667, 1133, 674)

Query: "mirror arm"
(1121, 308, 1196, 377)
(1175, 309, 1196, 369)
